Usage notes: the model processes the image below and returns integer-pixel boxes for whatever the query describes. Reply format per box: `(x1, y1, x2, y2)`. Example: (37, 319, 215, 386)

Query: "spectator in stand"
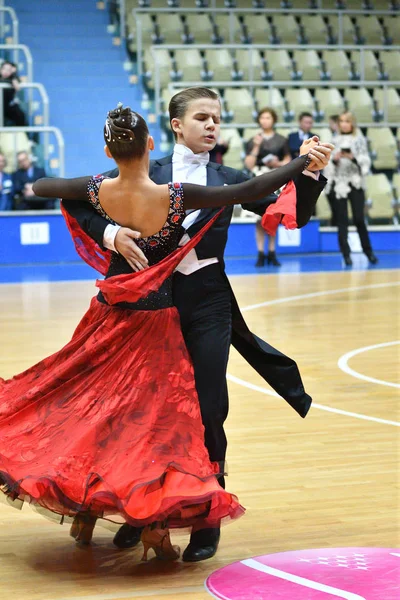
(0, 61, 28, 129)
(324, 111, 378, 266)
(0, 152, 14, 210)
(288, 112, 316, 159)
(244, 107, 291, 267)
(13, 151, 55, 210)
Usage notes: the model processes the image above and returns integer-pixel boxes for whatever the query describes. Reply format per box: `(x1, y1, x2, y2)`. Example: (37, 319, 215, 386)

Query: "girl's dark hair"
(169, 87, 221, 139)
(104, 103, 149, 160)
(257, 107, 278, 126)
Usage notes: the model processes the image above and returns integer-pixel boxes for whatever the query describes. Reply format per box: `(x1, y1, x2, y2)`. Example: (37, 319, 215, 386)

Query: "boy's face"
(171, 97, 221, 154)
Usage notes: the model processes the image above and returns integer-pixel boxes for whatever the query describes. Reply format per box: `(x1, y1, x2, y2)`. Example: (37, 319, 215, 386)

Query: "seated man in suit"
(288, 113, 316, 159)
(0, 153, 14, 210)
(13, 151, 55, 210)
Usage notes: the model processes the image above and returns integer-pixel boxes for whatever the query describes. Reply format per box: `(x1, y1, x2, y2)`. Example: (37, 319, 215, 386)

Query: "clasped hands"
(299, 136, 334, 172)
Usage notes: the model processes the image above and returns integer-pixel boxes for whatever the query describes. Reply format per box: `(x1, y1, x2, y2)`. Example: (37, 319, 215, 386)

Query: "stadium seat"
(374, 88, 400, 122)
(314, 88, 345, 120)
(156, 13, 186, 44)
(322, 50, 352, 81)
(379, 50, 400, 80)
(263, 50, 293, 81)
(351, 50, 381, 81)
(242, 127, 259, 144)
(212, 14, 242, 43)
(366, 173, 395, 221)
(184, 14, 214, 44)
(356, 16, 385, 44)
(300, 15, 329, 44)
(328, 14, 357, 44)
(220, 127, 243, 170)
(235, 49, 265, 80)
(224, 88, 255, 123)
(241, 14, 271, 44)
(392, 172, 400, 208)
(161, 86, 182, 114)
(381, 15, 400, 45)
(204, 48, 234, 80)
(254, 88, 286, 121)
(367, 126, 398, 170)
(144, 47, 172, 89)
(174, 48, 204, 82)
(313, 127, 335, 142)
(0, 132, 31, 172)
(270, 15, 301, 44)
(344, 88, 374, 122)
(128, 13, 157, 50)
(293, 50, 323, 81)
(285, 88, 315, 120)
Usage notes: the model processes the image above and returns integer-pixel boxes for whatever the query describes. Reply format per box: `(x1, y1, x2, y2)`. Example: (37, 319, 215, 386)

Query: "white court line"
(228, 281, 400, 428)
(338, 341, 400, 389)
(241, 281, 400, 313)
(240, 558, 366, 600)
(226, 374, 400, 427)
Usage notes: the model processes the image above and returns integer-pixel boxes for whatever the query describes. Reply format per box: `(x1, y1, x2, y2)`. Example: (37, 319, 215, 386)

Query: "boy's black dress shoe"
(182, 528, 220, 562)
(113, 524, 143, 549)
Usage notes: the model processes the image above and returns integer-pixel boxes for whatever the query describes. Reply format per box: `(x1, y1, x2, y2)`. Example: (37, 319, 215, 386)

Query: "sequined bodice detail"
(87, 176, 186, 310)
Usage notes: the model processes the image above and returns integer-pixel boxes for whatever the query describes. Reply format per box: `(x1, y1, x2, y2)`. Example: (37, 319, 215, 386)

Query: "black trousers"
(173, 264, 231, 489)
(334, 185, 372, 257)
(326, 190, 337, 226)
(4, 103, 27, 127)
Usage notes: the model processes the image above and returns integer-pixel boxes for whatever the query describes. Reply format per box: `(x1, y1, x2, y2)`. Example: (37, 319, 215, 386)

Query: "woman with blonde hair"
(325, 111, 377, 266)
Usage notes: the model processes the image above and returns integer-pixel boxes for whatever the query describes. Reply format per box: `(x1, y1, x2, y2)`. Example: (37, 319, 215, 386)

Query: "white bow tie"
(176, 151, 209, 167)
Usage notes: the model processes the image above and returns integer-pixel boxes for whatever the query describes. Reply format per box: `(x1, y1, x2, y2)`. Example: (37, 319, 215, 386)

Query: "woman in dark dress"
(0, 105, 315, 561)
(244, 107, 291, 267)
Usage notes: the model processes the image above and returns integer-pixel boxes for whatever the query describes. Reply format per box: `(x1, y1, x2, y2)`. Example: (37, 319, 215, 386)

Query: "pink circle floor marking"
(205, 548, 400, 600)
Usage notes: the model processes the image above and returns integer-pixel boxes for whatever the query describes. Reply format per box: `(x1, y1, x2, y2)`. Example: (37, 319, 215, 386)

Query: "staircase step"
(20, 23, 107, 37)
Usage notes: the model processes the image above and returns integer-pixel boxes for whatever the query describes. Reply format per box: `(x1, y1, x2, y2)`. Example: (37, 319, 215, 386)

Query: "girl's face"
(339, 115, 354, 134)
(258, 111, 275, 132)
(171, 97, 221, 154)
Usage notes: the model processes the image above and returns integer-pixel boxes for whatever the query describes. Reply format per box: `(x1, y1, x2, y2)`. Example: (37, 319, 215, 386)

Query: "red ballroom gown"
(0, 177, 245, 530)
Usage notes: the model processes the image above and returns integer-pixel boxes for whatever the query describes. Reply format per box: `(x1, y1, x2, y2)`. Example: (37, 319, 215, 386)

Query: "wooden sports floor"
(0, 269, 399, 599)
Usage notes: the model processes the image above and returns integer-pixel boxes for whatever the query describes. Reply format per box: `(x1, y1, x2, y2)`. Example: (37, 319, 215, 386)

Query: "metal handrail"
(150, 42, 400, 116)
(0, 82, 49, 128)
(147, 40, 400, 86)
(0, 44, 33, 81)
(0, 6, 19, 46)
(133, 6, 399, 15)
(133, 5, 399, 71)
(0, 126, 65, 176)
(163, 79, 398, 126)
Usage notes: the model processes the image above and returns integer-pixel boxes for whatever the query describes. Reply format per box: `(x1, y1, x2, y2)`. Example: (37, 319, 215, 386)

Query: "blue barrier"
(0, 213, 398, 268)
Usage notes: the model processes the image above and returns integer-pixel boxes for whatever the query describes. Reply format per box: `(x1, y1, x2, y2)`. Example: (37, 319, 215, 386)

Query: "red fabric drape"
(261, 180, 298, 236)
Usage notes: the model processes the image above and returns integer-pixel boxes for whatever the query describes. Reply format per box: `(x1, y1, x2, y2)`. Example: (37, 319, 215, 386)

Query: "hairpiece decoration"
(105, 103, 137, 144)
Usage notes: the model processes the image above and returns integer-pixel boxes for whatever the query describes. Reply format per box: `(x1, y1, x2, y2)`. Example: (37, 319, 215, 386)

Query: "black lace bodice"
(87, 176, 186, 310)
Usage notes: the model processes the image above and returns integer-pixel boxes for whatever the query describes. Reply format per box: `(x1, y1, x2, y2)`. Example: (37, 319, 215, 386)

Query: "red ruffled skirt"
(0, 211, 244, 529)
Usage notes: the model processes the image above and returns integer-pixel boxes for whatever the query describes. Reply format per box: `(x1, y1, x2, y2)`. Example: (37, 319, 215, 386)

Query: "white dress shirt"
(171, 144, 219, 275)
